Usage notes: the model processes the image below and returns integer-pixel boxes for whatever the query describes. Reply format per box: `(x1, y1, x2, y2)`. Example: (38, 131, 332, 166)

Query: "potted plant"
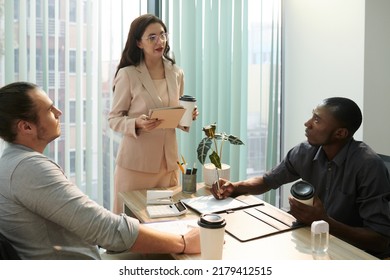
(197, 123, 244, 185)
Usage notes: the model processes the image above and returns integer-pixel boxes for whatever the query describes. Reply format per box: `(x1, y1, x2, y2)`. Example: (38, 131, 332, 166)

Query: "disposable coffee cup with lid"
(197, 214, 226, 259)
(179, 95, 197, 127)
(290, 180, 314, 206)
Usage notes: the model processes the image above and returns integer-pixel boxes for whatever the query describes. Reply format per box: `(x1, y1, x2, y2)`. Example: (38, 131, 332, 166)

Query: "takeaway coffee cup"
(197, 214, 226, 260)
(179, 95, 196, 127)
(290, 180, 314, 206)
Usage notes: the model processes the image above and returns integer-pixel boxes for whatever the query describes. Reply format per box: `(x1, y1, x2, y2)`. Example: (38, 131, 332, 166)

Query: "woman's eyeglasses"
(143, 33, 168, 44)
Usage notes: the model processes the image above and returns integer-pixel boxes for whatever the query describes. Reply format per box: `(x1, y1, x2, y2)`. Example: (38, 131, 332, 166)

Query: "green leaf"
(209, 151, 222, 169)
(197, 137, 212, 165)
(227, 135, 244, 145)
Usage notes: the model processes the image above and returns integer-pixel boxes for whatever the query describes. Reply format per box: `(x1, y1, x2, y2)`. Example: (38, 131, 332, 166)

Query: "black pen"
(192, 163, 197, 174)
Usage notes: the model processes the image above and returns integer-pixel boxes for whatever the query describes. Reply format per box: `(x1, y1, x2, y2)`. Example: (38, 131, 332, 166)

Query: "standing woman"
(108, 14, 197, 214)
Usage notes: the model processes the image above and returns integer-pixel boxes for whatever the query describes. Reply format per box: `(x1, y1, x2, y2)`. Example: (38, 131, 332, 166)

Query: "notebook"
(148, 106, 186, 129)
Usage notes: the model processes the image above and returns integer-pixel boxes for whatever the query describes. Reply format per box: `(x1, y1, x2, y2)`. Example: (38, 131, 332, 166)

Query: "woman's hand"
(178, 107, 199, 132)
(135, 114, 162, 132)
(192, 106, 199, 121)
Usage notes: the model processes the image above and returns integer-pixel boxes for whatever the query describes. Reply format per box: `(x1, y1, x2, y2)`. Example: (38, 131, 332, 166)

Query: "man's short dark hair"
(322, 97, 362, 136)
(0, 82, 39, 143)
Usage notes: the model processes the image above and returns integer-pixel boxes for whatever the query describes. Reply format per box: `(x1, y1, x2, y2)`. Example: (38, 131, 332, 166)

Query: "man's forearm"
(232, 176, 272, 196)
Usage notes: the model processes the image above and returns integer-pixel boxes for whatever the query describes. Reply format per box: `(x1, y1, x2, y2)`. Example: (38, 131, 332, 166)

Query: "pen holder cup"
(182, 173, 197, 194)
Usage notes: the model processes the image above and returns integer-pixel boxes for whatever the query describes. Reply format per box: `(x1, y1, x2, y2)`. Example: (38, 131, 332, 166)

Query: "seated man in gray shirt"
(0, 82, 200, 259)
(211, 97, 390, 258)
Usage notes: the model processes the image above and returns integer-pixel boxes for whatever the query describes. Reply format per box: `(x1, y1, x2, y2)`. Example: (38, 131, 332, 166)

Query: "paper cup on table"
(197, 214, 226, 260)
(179, 95, 196, 127)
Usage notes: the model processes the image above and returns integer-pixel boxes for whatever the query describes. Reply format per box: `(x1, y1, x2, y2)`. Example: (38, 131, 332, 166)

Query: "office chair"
(0, 232, 20, 260)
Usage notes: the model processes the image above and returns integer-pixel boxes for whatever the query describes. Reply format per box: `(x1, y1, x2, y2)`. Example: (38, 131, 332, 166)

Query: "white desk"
(119, 184, 378, 260)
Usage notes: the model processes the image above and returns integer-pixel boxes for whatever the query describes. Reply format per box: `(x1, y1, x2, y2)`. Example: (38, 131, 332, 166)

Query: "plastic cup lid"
(198, 214, 226, 229)
(179, 95, 196, 102)
(290, 180, 314, 199)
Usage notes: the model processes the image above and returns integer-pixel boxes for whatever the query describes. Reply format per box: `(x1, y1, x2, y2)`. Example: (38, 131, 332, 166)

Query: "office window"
(69, 149, 86, 174)
(14, 49, 19, 73)
(36, 48, 42, 72)
(68, 0, 86, 23)
(36, 0, 42, 18)
(69, 50, 76, 73)
(69, 150, 76, 173)
(69, 100, 76, 123)
(68, 50, 87, 74)
(49, 0, 56, 19)
(49, 49, 55, 71)
(69, 0, 77, 22)
(69, 100, 86, 123)
(14, 0, 19, 20)
(58, 45, 65, 72)
(83, 50, 86, 73)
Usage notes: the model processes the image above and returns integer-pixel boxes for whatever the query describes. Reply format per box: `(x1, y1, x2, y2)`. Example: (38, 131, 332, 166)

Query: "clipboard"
(218, 204, 303, 242)
(148, 106, 186, 129)
(182, 194, 302, 242)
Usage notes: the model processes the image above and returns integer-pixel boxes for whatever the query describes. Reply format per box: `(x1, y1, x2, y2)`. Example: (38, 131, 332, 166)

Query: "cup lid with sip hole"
(179, 95, 196, 102)
(198, 214, 226, 229)
(290, 180, 314, 200)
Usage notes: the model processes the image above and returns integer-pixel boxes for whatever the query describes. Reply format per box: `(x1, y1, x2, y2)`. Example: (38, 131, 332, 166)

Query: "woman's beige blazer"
(108, 60, 184, 173)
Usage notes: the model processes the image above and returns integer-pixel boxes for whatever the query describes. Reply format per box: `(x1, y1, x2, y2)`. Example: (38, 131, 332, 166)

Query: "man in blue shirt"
(212, 97, 390, 258)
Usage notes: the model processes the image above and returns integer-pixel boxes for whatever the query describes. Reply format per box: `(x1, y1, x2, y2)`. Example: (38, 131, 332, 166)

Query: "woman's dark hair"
(115, 14, 175, 78)
(0, 82, 39, 143)
(322, 97, 362, 137)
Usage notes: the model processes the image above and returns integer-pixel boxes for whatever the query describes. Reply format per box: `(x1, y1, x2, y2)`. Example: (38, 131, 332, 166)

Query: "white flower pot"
(202, 163, 231, 186)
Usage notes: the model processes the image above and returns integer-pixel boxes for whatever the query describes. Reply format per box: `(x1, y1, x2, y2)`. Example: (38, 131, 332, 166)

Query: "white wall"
(363, 0, 390, 155)
(281, 0, 390, 208)
(283, 0, 365, 150)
